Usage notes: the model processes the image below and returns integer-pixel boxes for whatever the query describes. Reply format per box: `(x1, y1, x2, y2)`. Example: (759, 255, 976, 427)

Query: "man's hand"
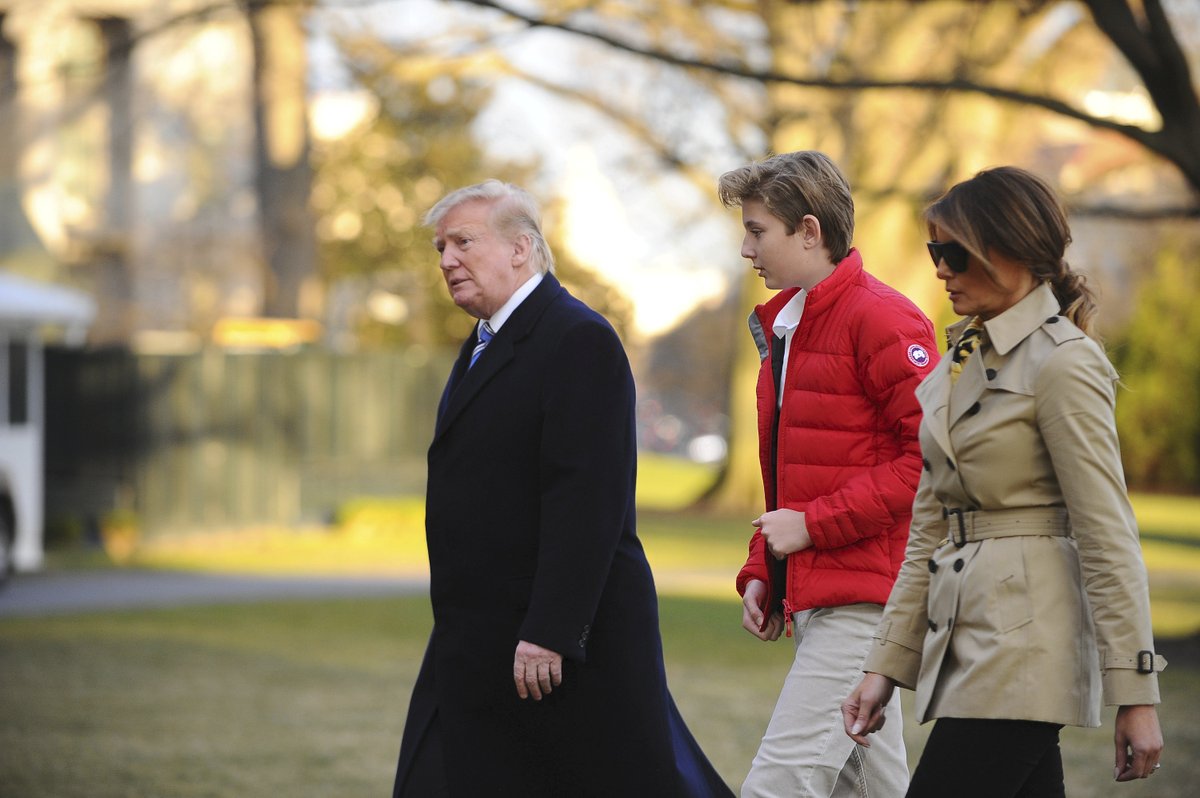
(513, 640, 563, 700)
(741, 579, 784, 641)
(754, 509, 812, 560)
(842, 673, 897, 747)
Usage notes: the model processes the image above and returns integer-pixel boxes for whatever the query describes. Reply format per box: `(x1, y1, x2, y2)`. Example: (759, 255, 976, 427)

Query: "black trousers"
(907, 718, 1065, 798)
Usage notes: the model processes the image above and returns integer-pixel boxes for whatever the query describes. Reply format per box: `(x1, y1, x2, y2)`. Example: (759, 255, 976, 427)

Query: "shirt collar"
(486, 271, 544, 333)
(771, 289, 807, 339)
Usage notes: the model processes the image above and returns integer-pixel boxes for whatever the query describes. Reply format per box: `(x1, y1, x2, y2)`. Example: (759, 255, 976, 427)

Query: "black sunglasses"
(927, 240, 970, 273)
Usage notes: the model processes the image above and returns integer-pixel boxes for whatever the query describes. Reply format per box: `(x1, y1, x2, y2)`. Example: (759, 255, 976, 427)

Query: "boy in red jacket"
(718, 152, 937, 797)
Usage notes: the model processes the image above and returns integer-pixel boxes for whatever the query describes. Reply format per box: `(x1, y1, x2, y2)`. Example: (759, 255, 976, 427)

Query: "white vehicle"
(0, 473, 14, 587)
(0, 273, 94, 583)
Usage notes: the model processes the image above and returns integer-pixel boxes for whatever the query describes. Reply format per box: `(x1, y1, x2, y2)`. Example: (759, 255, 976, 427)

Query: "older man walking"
(392, 180, 732, 798)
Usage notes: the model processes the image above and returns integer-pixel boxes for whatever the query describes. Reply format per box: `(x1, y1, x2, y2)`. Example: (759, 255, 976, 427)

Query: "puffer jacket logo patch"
(908, 344, 932, 368)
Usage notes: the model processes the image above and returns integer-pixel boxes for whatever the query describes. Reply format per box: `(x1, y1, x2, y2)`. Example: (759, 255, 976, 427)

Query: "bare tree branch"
(853, 189, 1200, 220)
(1067, 202, 1200, 220)
(7, 0, 1198, 217)
(1081, 0, 1200, 182)
(459, 1, 1146, 136)
(455, 0, 1200, 201)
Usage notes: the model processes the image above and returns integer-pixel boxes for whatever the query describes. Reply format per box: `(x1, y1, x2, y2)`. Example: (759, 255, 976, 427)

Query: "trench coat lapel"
(915, 365, 952, 466)
(948, 344, 989, 426)
(921, 284, 1065, 470)
(916, 316, 967, 468)
(433, 274, 563, 442)
(952, 282, 1066, 430)
(985, 282, 1064, 358)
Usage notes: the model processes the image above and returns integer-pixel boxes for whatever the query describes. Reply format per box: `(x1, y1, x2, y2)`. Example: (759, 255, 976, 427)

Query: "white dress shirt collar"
(772, 289, 807, 408)
(772, 289, 807, 340)
(485, 271, 544, 334)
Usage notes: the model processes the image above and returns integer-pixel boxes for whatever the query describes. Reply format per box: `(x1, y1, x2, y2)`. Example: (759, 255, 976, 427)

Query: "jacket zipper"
(782, 598, 795, 638)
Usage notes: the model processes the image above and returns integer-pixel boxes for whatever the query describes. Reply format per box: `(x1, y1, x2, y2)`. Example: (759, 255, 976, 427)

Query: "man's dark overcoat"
(393, 274, 731, 797)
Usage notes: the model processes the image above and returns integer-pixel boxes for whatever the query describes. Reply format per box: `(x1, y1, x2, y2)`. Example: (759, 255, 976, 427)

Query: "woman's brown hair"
(923, 166, 1098, 336)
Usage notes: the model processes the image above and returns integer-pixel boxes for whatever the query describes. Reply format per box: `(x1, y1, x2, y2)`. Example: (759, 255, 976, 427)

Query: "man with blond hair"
(391, 180, 731, 797)
(719, 152, 937, 797)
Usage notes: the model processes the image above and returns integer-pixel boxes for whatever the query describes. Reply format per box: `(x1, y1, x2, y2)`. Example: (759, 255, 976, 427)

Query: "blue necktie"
(469, 322, 495, 369)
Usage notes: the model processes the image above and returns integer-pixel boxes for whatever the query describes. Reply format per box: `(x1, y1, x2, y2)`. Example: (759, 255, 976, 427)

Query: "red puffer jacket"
(736, 249, 938, 624)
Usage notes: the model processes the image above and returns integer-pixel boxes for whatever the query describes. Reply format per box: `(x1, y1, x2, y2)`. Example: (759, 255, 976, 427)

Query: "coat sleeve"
(1035, 339, 1163, 705)
(861, 470, 942, 686)
(517, 318, 636, 662)
(736, 345, 774, 597)
(736, 528, 770, 597)
(804, 307, 938, 549)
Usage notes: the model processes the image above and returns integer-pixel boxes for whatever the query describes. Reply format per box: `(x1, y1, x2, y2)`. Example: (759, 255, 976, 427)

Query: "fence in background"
(43, 346, 454, 537)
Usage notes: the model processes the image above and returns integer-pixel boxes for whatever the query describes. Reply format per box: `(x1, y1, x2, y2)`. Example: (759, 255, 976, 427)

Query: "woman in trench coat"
(841, 166, 1165, 797)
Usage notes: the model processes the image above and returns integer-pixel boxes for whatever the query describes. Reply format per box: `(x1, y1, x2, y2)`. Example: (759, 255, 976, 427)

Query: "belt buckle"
(1137, 650, 1156, 674)
(944, 507, 967, 548)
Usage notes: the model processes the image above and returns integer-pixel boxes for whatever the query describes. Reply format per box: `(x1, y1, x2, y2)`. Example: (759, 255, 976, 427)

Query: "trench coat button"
(946, 458, 956, 471)
(928, 619, 938, 632)
(953, 558, 965, 572)
(967, 401, 981, 416)
(986, 368, 997, 380)
(1045, 316, 1059, 324)
(578, 625, 590, 647)
(922, 457, 931, 472)
(928, 559, 939, 573)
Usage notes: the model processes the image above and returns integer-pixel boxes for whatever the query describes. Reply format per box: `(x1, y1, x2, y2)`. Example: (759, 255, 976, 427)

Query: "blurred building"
(0, 2, 428, 550)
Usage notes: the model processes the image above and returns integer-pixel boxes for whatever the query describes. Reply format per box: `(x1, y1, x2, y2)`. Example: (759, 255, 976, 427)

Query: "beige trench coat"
(863, 282, 1164, 727)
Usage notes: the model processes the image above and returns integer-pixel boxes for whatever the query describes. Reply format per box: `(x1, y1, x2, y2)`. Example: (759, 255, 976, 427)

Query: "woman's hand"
(842, 673, 897, 747)
(741, 579, 784, 641)
(754, 508, 812, 560)
(1113, 704, 1163, 781)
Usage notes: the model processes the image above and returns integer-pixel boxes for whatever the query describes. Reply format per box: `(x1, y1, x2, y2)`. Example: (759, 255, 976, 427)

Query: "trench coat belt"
(941, 506, 1069, 548)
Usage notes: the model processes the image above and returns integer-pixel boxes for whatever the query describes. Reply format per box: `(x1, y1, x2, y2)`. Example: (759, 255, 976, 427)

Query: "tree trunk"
(243, 1, 317, 318)
(696, 268, 771, 515)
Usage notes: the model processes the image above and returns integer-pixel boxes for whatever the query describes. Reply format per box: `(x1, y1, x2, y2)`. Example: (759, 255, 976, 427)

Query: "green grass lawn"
(118, 487, 1200, 639)
(7, 457, 1199, 795)
(0, 595, 790, 796)
(1, 594, 1197, 797)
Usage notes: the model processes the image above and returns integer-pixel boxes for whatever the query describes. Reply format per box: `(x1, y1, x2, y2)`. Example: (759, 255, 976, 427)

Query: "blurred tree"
(701, 0, 1144, 509)
(1110, 244, 1200, 491)
(311, 36, 631, 348)
(105, 0, 1197, 496)
(460, 0, 1199, 213)
(416, 0, 1199, 507)
(239, 0, 319, 318)
(311, 43, 498, 347)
